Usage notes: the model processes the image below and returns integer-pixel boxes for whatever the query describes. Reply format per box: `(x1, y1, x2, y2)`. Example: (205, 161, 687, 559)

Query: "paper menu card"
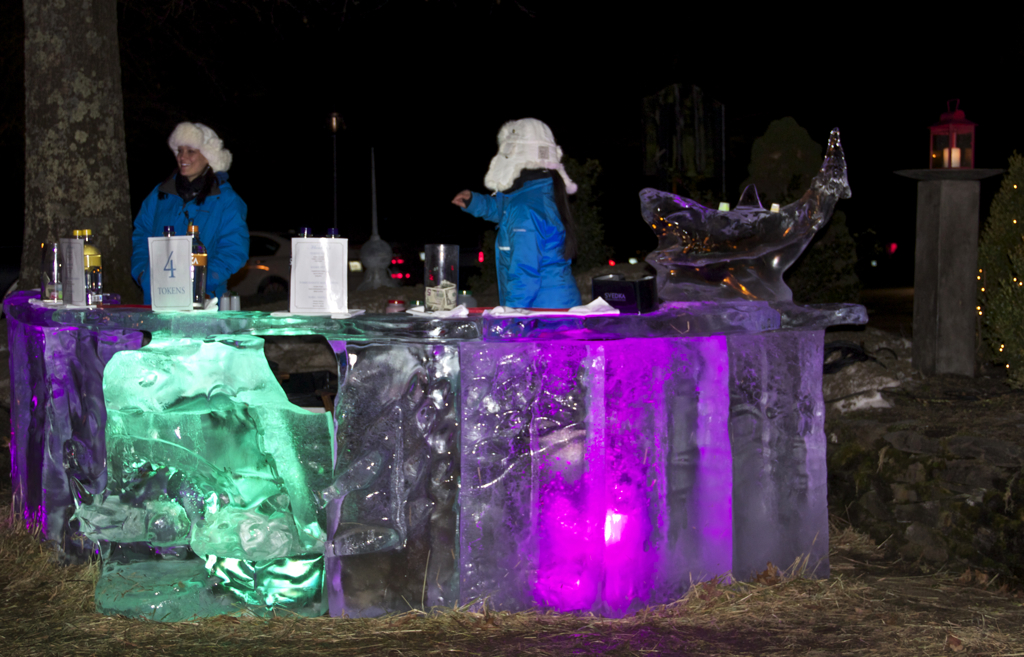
(289, 237, 348, 315)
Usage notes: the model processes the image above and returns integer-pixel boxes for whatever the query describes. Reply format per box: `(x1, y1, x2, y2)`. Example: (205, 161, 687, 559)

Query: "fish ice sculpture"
(641, 128, 851, 302)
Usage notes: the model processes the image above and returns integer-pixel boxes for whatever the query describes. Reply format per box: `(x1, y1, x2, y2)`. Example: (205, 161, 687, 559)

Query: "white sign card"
(58, 238, 86, 306)
(289, 238, 348, 315)
(148, 236, 194, 312)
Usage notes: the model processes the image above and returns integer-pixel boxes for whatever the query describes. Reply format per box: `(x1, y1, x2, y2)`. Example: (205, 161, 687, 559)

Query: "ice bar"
(5, 293, 863, 620)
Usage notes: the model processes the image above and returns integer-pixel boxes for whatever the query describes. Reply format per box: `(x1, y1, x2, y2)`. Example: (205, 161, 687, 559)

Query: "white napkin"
(29, 298, 92, 310)
(331, 309, 366, 319)
(482, 298, 620, 317)
(269, 309, 367, 319)
(405, 304, 469, 318)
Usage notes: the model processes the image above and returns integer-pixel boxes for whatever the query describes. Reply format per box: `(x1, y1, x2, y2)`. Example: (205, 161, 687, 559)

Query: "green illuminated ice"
(78, 335, 334, 620)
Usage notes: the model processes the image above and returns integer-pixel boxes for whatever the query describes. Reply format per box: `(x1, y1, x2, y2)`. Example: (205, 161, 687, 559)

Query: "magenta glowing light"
(461, 336, 736, 617)
(604, 511, 627, 544)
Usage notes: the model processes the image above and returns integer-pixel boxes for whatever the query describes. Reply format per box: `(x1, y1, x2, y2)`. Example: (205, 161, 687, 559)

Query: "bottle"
(163, 226, 176, 237)
(298, 227, 313, 238)
(72, 230, 102, 304)
(81, 229, 103, 305)
(188, 224, 207, 307)
(325, 228, 340, 238)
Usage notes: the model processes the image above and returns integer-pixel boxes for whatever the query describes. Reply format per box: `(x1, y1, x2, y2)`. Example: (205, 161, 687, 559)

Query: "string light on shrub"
(977, 155, 1024, 383)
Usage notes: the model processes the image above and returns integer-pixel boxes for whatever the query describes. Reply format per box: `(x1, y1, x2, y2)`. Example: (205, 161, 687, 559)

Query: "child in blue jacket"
(452, 118, 581, 309)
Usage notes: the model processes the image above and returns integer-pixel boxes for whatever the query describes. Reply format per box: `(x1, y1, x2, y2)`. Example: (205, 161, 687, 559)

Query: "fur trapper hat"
(168, 122, 232, 173)
(484, 118, 576, 194)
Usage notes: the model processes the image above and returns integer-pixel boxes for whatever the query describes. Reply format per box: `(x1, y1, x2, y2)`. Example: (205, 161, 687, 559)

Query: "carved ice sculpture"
(5, 159, 864, 620)
(87, 335, 334, 619)
(641, 128, 851, 302)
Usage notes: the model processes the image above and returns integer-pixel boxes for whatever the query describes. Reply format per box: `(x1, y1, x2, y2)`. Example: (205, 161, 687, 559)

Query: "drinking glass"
(424, 244, 459, 311)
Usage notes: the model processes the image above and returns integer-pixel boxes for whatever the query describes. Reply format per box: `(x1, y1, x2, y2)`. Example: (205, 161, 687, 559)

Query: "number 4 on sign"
(164, 252, 176, 278)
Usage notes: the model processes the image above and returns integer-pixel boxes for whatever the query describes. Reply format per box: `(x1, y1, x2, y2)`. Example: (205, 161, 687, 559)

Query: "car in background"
(228, 232, 423, 296)
(228, 232, 292, 296)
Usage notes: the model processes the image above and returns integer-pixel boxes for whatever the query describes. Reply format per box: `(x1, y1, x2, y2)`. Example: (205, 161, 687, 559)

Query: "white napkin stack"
(405, 304, 470, 318)
(482, 298, 620, 317)
(269, 309, 367, 319)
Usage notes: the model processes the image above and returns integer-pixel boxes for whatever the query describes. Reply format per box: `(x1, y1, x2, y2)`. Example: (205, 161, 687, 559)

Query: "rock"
(822, 327, 918, 415)
(893, 501, 941, 525)
(834, 419, 891, 451)
(884, 431, 940, 455)
(856, 489, 894, 524)
(972, 526, 997, 553)
(900, 522, 948, 562)
(938, 461, 1008, 492)
(895, 462, 927, 484)
(944, 436, 1024, 467)
(890, 483, 918, 503)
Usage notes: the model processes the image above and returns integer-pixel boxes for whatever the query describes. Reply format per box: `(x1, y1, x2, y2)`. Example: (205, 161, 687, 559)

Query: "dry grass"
(2, 509, 1024, 656)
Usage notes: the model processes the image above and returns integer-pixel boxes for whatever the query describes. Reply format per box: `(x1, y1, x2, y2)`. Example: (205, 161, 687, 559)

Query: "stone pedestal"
(895, 169, 1003, 376)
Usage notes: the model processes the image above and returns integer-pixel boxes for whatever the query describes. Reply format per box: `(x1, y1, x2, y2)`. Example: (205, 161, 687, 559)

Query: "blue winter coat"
(131, 173, 249, 304)
(462, 178, 581, 308)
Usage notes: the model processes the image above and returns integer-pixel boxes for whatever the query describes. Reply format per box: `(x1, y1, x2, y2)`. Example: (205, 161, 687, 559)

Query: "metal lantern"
(929, 100, 975, 169)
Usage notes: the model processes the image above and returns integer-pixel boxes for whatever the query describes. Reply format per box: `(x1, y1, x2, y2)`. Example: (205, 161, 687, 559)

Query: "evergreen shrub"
(979, 153, 1024, 384)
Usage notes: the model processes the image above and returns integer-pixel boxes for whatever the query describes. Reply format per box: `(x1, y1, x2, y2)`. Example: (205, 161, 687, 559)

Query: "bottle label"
(84, 254, 102, 267)
(192, 253, 208, 266)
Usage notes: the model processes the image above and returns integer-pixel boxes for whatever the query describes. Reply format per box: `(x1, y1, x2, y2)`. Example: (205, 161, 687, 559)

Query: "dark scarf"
(175, 168, 210, 204)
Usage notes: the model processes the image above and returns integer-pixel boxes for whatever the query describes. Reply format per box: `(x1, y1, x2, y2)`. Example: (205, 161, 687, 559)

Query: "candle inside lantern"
(942, 147, 963, 168)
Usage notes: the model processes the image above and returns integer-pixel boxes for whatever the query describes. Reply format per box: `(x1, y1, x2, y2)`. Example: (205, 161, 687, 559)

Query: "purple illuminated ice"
(6, 292, 144, 558)
(728, 330, 829, 579)
(460, 337, 733, 616)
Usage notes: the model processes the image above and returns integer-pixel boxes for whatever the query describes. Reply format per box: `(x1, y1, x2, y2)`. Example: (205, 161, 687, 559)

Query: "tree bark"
(22, 0, 136, 302)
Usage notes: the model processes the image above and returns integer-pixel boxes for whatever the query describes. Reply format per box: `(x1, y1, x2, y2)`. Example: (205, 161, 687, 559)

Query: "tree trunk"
(22, 0, 136, 302)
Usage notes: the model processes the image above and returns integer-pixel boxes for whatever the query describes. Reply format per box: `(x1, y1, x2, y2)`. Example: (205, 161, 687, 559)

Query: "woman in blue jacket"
(131, 122, 249, 304)
(452, 118, 581, 309)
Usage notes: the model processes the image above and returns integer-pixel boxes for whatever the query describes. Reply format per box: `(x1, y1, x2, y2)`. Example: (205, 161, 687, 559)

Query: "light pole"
(330, 112, 343, 233)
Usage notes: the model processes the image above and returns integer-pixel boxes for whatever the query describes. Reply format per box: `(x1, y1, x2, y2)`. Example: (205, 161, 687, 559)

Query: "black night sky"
(5, 3, 1023, 288)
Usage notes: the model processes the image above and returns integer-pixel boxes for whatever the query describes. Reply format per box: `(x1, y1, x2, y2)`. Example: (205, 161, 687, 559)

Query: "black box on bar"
(591, 275, 659, 314)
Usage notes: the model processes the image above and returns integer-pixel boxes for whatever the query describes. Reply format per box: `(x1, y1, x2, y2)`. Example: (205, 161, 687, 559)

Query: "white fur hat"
(483, 118, 576, 194)
(167, 122, 233, 173)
